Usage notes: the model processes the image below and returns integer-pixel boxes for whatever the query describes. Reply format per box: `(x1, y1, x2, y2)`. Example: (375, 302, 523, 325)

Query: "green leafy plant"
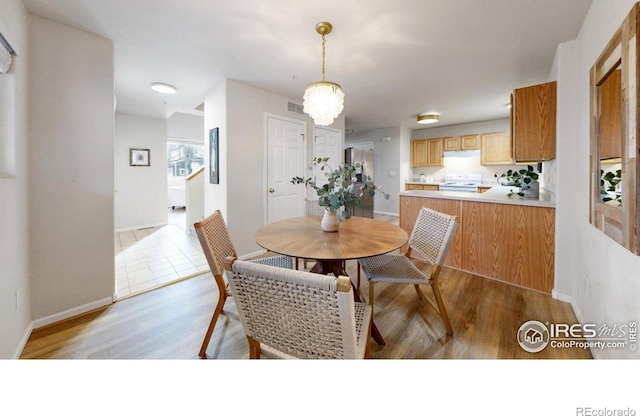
(291, 157, 390, 220)
(600, 168, 622, 206)
(494, 165, 539, 198)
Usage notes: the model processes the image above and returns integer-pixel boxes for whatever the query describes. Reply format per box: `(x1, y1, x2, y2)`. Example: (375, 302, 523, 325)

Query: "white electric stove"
(439, 173, 482, 193)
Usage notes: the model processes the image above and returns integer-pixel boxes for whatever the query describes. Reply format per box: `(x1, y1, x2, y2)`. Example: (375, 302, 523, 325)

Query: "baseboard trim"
(115, 222, 167, 233)
(13, 321, 35, 359)
(31, 296, 114, 330)
(373, 210, 399, 217)
(240, 249, 267, 260)
(551, 289, 572, 304)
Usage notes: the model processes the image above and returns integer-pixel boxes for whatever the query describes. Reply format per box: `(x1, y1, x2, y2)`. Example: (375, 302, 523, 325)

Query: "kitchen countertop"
(405, 181, 495, 187)
(400, 185, 556, 208)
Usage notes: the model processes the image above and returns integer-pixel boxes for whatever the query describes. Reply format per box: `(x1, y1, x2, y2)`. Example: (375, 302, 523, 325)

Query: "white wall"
(555, 0, 640, 358)
(28, 16, 115, 322)
(346, 127, 402, 215)
(0, 0, 30, 359)
(204, 79, 344, 256)
(114, 113, 168, 230)
(167, 112, 204, 144)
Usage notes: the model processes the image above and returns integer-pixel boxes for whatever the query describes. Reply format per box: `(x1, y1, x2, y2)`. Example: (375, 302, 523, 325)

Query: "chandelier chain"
(321, 34, 326, 81)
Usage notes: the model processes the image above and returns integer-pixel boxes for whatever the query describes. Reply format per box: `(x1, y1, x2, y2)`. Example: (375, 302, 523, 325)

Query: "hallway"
(114, 208, 209, 299)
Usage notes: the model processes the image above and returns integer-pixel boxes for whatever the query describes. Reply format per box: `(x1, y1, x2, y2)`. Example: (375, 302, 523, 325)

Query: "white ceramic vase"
(321, 209, 339, 232)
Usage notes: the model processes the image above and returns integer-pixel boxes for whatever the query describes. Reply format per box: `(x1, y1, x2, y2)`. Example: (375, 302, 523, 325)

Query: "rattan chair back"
(408, 207, 458, 266)
(226, 259, 370, 359)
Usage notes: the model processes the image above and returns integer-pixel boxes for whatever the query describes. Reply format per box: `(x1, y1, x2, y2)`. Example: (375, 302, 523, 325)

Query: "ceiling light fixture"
(417, 113, 439, 125)
(303, 22, 344, 126)
(151, 82, 177, 94)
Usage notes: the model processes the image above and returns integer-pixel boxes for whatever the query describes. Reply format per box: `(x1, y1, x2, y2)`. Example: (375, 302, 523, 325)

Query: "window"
(167, 142, 204, 178)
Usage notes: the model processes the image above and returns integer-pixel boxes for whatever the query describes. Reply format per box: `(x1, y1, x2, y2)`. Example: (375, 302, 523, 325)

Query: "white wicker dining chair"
(224, 257, 372, 359)
(194, 210, 293, 358)
(358, 207, 458, 337)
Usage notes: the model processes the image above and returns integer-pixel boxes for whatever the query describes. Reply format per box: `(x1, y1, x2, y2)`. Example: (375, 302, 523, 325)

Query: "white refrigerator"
(344, 147, 374, 218)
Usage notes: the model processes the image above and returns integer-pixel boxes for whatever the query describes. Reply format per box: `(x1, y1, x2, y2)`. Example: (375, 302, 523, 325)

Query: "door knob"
(268, 188, 275, 193)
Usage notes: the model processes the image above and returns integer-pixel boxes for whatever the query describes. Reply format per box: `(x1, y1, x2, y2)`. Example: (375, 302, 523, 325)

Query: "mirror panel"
(590, 3, 639, 255)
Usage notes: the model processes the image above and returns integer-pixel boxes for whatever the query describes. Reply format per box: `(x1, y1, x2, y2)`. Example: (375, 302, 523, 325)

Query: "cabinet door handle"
(268, 188, 275, 193)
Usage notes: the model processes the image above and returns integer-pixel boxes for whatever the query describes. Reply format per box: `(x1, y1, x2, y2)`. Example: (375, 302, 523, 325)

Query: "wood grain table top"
(255, 216, 409, 261)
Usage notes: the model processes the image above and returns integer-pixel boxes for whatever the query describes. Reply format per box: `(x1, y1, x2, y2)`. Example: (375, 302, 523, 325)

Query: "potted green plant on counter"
(291, 157, 390, 232)
(600, 168, 622, 206)
(494, 165, 540, 198)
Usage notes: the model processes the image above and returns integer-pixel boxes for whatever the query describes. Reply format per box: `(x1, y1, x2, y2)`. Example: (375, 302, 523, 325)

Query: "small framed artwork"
(209, 128, 219, 184)
(130, 148, 150, 167)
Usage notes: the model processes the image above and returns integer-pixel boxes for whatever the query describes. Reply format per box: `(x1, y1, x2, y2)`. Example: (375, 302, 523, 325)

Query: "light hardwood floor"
(20, 257, 591, 359)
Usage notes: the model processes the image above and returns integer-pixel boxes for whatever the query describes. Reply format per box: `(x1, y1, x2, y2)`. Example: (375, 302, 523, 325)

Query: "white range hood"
(442, 149, 480, 158)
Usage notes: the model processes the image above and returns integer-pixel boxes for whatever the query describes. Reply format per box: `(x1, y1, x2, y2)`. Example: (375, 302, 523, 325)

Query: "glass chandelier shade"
(303, 81, 344, 126)
(303, 22, 344, 126)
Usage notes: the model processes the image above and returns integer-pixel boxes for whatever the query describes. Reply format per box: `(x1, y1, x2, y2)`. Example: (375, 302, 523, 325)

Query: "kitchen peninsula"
(400, 187, 555, 293)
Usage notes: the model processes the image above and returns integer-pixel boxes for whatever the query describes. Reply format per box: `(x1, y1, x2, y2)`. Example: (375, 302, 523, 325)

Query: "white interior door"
(313, 126, 343, 188)
(267, 116, 306, 223)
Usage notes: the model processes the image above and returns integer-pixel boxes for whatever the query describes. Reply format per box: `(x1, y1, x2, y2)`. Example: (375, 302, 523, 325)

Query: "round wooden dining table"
(255, 215, 409, 345)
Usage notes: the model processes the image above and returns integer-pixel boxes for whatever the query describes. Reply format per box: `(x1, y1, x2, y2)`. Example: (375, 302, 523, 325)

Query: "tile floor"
(114, 211, 399, 300)
(114, 208, 209, 299)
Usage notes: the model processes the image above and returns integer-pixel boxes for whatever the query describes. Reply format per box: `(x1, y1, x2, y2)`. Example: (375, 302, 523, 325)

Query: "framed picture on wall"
(209, 128, 219, 184)
(130, 148, 150, 166)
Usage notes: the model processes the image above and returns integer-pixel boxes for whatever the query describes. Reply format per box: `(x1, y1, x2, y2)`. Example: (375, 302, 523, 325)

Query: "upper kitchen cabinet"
(411, 139, 429, 167)
(480, 131, 513, 165)
(460, 134, 480, 150)
(443, 135, 480, 151)
(510, 81, 557, 162)
(411, 138, 444, 167)
(443, 137, 460, 151)
(427, 139, 444, 166)
(598, 68, 622, 161)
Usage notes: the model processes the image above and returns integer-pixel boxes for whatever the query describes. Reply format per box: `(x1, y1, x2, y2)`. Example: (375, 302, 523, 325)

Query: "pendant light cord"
(321, 33, 326, 81)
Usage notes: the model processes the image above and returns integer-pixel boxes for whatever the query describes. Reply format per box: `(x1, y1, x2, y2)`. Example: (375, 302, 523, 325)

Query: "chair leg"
(413, 284, 426, 300)
(198, 284, 228, 358)
(247, 336, 261, 359)
(430, 279, 453, 336)
(356, 263, 361, 292)
(199, 275, 229, 358)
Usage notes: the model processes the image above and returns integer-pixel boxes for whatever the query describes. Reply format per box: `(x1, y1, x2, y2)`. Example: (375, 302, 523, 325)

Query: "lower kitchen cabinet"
(405, 184, 439, 191)
(400, 195, 554, 293)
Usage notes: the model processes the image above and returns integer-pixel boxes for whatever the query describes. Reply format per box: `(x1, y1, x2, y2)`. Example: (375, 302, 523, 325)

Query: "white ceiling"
(21, 0, 593, 133)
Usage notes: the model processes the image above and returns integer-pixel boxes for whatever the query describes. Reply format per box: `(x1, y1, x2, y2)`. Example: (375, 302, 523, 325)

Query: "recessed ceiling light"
(417, 113, 439, 125)
(151, 82, 177, 94)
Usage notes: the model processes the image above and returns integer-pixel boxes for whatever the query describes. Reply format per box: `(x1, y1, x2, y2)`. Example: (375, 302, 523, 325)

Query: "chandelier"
(303, 22, 344, 126)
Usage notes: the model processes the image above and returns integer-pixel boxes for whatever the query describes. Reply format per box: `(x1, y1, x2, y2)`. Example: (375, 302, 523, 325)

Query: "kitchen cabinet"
(406, 184, 439, 191)
(460, 134, 480, 150)
(426, 139, 444, 166)
(411, 138, 443, 167)
(480, 131, 513, 165)
(443, 135, 479, 151)
(511, 81, 556, 162)
(444, 137, 460, 151)
(400, 194, 555, 293)
(598, 68, 622, 160)
(410, 140, 428, 167)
